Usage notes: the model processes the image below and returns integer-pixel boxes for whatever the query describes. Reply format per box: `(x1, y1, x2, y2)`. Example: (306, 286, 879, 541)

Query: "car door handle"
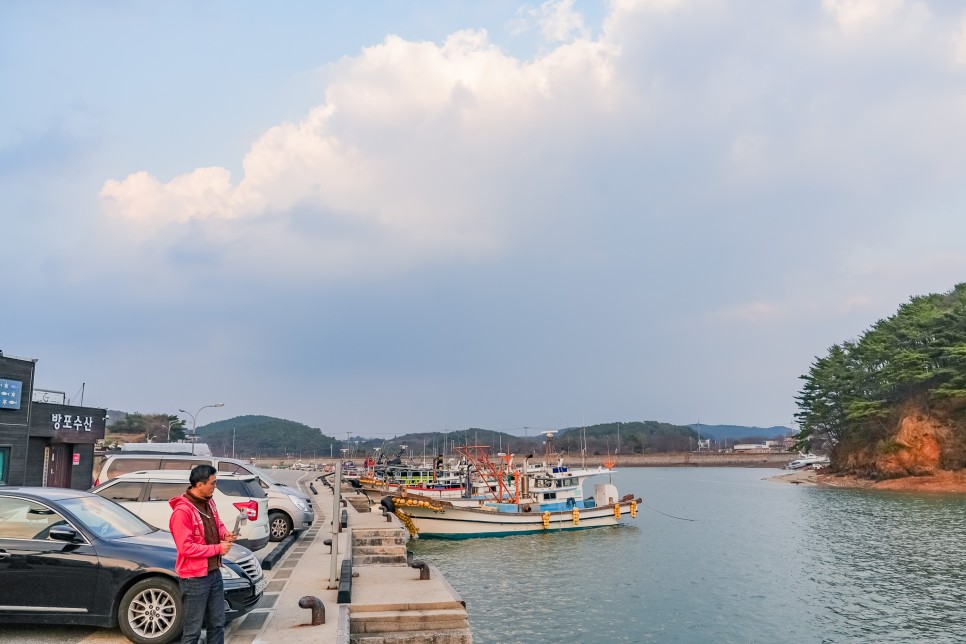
(0, 551, 9, 560)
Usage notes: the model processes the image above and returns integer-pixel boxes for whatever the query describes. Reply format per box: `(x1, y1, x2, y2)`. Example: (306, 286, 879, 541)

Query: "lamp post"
(166, 419, 180, 442)
(178, 403, 225, 455)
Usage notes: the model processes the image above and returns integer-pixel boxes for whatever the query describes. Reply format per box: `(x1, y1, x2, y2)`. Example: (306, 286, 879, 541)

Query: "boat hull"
(397, 498, 641, 539)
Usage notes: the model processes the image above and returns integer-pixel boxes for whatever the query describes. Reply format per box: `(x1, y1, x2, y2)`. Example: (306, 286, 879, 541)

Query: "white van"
(94, 450, 314, 542)
(91, 470, 271, 552)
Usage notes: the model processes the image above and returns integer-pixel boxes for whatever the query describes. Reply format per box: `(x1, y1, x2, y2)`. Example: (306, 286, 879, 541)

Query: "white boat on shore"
(785, 453, 830, 470)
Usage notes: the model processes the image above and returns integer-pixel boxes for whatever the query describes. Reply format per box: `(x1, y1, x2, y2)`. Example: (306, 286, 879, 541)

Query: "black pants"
(180, 570, 225, 644)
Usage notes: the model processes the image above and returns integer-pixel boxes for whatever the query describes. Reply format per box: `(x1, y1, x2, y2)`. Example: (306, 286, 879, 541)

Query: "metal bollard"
(409, 559, 431, 580)
(323, 538, 332, 553)
(298, 596, 325, 625)
(309, 483, 317, 495)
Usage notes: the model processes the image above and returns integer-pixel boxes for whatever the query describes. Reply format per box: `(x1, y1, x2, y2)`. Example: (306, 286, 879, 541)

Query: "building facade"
(0, 352, 106, 489)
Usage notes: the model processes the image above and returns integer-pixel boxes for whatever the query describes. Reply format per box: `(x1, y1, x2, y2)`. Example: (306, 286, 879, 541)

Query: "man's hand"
(220, 540, 232, 555)
(225, 532, 238, 542)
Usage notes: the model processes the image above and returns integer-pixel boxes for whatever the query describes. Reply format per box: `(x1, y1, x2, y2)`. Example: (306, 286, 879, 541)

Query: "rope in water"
(642, 502, 697, 521)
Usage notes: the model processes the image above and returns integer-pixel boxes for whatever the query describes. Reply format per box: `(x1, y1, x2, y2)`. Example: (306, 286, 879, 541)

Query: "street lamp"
(178, 403, 225, 455)
(166, 419, 181, 442)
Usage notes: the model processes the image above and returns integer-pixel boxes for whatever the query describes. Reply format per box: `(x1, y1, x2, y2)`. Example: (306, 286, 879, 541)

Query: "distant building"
(733, 443, 769, 452)
(0, 351, 106, 489)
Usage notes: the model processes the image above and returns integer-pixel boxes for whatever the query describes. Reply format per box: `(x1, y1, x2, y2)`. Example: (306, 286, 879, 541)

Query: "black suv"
(0, 487, 264, 644)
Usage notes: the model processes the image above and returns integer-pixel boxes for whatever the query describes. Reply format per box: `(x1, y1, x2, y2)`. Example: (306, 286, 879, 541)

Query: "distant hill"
(183, 415, 793, 458)
(689, 424, 793, 443)
(196, 415, 340, 459)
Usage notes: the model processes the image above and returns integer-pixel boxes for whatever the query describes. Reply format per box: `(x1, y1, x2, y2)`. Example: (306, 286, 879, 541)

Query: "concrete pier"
(227, 478, 472, 644)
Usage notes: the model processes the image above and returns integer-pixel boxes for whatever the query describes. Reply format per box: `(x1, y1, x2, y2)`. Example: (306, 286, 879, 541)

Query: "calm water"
(410, 468, 966, 643)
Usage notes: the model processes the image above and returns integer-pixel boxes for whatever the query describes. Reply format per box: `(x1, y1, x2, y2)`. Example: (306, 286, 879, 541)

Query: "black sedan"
(0, 487, 265, 644)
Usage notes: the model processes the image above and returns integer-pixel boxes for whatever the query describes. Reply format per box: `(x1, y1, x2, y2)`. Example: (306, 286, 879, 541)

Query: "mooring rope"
(642, 502, 697, 521)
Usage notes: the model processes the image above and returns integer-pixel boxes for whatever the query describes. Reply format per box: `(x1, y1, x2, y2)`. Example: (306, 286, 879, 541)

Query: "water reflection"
(412, 468, 966, 644)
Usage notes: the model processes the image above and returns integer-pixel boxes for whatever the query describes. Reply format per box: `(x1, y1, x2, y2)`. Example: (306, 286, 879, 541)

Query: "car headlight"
(287, 494, 310, 511)
(220, 565, 241, 580)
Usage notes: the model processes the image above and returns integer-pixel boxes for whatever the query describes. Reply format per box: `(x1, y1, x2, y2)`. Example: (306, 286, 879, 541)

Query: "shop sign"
(52, 414, 94, 432)
(0, 379, 22, 410)
(32, 389, 66, 405)
(72, 453, 81, 465)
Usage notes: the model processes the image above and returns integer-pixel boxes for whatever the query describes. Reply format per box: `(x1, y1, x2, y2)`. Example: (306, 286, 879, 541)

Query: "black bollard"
(298, 596, 325, 625)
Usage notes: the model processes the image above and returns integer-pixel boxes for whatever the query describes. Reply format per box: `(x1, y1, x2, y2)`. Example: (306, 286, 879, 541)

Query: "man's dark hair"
(189, 464, 217, 487)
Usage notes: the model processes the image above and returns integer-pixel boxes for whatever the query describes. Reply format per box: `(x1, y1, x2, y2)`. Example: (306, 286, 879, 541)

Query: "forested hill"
(796, 283, 966, 477)
(689, 424, 793, 442)
(190, 416, 791, 459)
(356, 421, 700, 456)
(196, 415, 339, 459)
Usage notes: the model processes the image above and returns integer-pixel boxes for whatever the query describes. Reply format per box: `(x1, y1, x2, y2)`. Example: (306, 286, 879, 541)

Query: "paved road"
(0, 468, 317, 644)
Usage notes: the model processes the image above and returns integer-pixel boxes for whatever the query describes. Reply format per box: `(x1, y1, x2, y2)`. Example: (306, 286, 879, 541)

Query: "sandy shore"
(768, 469, 820, 485)
(768, 468, 966, 492)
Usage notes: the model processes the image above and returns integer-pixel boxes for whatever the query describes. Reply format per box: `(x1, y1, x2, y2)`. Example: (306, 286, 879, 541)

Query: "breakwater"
(573, 452, 793, 468)
(270, 452, 794, 470)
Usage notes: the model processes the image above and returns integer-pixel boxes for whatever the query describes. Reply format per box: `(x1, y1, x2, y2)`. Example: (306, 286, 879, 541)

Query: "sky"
(3, 0, 966, 438)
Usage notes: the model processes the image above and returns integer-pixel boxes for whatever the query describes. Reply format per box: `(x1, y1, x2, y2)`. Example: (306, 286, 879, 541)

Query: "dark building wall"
(70, 444, 97, 489)
(28, 403, 107, 490)
(0, 355, 36, 486)
(24, 437, 48, 487)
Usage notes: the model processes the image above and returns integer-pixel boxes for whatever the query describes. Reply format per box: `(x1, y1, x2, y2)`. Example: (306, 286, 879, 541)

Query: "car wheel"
(117, 577, 183, 644)
(269, 511, 293, 542)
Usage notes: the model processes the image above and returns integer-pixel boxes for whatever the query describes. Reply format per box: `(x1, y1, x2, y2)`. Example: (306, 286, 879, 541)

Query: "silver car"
(94, 453, 314, 542)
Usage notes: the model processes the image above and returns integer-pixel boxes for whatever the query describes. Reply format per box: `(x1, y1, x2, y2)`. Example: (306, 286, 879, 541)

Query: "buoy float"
(613, 503, 621, 519)
(572, 507, 580, 525)
(630, 500, 637, 518)
(542, 511, 551, 529)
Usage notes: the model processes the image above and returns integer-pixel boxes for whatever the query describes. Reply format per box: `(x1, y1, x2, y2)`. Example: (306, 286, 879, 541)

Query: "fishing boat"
(785, 453, 830, 470)
(382, 441, 642, 539)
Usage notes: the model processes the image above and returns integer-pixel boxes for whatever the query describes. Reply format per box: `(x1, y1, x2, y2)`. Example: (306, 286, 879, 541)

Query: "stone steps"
(349, 608, 472, 643)
(352, 527, 409, 566)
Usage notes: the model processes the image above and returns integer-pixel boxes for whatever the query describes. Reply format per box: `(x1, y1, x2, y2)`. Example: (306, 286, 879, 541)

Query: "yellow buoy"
(542, 511, 551, 529)
(572, 507, 580, 525)
(630, 500, 637, 518)
(614, 503, 621, 519)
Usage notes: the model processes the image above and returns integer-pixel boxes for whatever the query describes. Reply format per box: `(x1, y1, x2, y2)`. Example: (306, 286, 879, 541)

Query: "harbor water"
(410, 467, 966, 643)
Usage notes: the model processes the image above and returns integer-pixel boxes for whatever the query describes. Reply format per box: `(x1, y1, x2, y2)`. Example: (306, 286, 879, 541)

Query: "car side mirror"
(48, 525, 80, 542)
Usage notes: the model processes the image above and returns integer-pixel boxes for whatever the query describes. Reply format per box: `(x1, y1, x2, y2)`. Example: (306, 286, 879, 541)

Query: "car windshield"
(59, 495, 155, 539)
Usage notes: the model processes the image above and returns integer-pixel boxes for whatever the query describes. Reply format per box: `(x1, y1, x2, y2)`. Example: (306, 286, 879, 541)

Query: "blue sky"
(3, 0, 966, 437)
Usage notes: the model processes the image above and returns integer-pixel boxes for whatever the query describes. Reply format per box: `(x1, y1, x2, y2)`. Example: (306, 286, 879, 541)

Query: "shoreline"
(768, 468, 966, 493)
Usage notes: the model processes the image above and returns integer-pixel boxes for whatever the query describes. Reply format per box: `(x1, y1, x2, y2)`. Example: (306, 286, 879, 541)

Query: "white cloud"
(523, 0, 591, 43)
(100, 28, 619, 274)
(820, 0, 931, 37)
(953, 16, 966, 66)
(97, 0, 966, 290)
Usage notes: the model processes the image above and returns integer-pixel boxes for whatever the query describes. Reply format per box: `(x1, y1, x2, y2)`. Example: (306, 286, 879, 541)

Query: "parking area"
(0, 469, 315, 644)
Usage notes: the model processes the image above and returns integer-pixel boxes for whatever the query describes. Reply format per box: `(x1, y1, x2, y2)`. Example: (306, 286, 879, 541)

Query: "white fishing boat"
(382, 441, 641, 539)
(785, 453, 830, 470)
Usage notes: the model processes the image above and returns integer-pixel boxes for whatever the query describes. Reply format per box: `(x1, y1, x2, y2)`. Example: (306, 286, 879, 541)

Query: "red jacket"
(168, 494, 229, 578)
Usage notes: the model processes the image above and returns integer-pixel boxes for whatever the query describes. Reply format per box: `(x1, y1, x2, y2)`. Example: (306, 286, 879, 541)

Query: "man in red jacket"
(169, 464, 236, 644)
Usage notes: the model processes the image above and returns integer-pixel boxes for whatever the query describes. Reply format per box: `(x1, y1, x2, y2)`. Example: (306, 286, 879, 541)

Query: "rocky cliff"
(837, 405, 966, 479)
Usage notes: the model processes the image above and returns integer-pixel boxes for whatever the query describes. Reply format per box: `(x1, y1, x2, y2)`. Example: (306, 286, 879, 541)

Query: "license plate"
(255, 578, 267, 595)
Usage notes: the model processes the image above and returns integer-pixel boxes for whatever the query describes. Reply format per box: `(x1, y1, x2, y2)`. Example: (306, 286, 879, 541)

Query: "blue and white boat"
(383, 441, 641, 539)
